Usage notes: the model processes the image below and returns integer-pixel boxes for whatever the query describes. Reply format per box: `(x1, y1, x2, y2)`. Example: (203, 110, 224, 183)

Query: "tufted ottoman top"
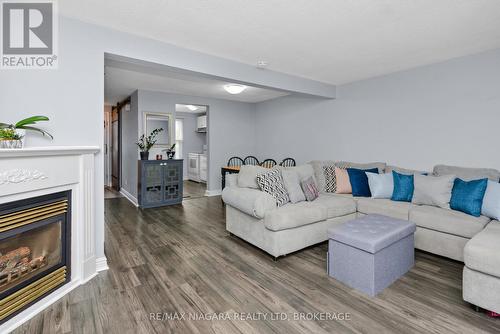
(328, 214, 416, 254)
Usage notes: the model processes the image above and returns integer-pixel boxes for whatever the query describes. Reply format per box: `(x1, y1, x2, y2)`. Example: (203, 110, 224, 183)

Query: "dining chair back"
(227, 157, 244, 167)
(243, 156, 260, 166)
(280, 158, 296, 167)
(260, 159, 277, 169)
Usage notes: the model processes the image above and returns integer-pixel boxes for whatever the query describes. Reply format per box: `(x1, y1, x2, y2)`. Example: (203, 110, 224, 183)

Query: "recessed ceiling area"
(65, 0, 500, 85)
(104, 58, 290, 105)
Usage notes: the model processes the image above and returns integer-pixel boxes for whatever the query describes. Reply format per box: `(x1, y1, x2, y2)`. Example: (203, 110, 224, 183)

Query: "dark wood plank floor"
(12, 196, 500, 334)
(183, 181, 206, 200)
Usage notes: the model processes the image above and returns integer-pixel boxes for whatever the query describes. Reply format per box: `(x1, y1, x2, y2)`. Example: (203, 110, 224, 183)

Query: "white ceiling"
(104, 60, 290, 105)
(63, 0, 500, 85)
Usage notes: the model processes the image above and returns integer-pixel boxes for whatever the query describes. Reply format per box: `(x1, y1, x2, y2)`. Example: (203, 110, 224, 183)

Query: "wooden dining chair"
(280, 158, 296, 167)
(260, 159, 277, 168)
(243, 156, 260, 166)
(227, 157, 244, 167)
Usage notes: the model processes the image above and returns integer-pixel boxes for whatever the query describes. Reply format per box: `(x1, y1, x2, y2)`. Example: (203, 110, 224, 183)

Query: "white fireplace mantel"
(0, 146, 103, 333)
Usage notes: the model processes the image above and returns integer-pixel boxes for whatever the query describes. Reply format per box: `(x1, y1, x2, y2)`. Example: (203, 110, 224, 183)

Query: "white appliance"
(196, 114, 207, 132)
(188, 153, 207, 183)
(199, 154, 207, 182)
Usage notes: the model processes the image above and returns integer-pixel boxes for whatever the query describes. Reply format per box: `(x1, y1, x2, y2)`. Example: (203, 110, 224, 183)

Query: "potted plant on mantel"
(136, 128, 163, 160)
(0, 116, 53, 149)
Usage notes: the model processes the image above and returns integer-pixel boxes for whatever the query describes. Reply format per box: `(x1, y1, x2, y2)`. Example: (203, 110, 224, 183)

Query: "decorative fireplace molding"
(0, 146, 101, 333)
(0, 169, 47, 185)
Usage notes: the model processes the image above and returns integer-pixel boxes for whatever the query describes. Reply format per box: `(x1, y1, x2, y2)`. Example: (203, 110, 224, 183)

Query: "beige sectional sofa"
(221, 161, 500, 312)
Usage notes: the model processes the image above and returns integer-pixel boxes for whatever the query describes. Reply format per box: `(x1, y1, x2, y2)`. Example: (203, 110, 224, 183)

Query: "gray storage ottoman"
(328, 214, 416, 296)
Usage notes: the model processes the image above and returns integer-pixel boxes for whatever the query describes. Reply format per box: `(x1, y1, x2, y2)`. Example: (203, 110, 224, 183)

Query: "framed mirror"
(143, 112, 174, 147)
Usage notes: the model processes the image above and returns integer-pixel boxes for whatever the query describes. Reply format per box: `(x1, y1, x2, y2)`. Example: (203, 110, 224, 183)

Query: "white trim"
(120, 188, 139, 207)
(205, 189, 222, 197)
(0, 146, 99, 158)
(96, 256, 109, 272)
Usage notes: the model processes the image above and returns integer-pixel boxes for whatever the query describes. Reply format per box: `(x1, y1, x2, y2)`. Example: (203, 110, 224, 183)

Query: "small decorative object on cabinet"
(138, 159, 183, 208)
(136, 128, 163, 160)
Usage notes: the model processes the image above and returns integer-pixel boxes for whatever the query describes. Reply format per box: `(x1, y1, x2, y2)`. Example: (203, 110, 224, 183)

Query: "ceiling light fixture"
(186, 105, 198, 111)
(224, 84, 247, 95)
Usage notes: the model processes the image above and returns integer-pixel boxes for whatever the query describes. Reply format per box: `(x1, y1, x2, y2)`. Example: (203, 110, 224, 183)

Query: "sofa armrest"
(464, 220, 500, 277)
(222, 186, 276, 219)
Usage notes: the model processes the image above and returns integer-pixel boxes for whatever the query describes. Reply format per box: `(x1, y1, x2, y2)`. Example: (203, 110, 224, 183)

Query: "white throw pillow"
(412, 174, 455, 208)
(281, 169, 306, 203)
(366, 172, 393, 199)
(238, 165, 267, 189)
(481, 180, 500, 220)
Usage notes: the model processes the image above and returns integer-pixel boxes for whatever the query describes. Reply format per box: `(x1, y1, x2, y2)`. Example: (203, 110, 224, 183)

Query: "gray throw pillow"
(238, 165, 268, 189)
(256, 169, 290, 207)
(412, 174, 456, 208)
(301, 177, 319, 201)
(281, 169, 306, 203)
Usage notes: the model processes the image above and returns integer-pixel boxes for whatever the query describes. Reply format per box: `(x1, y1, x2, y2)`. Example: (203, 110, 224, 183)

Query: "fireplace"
(0, 191, 71, 324)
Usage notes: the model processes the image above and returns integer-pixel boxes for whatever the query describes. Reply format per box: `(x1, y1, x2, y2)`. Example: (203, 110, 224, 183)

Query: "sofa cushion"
(464, 221, 500, 277)
(222, 187, 276, 219)
(257, 168, 290, 207)
(264, 194, 356, 231)
(391, 171, 414, 202)
(336, 161, 386, 174)
(357, 198, 411, 220)
(347, 168, 378, 197)
(238, 165, 268, 189)
(412, 174, 455, 209)
(409, 205, 490, 238)
(482, 180, 500, 220)
(386, 165, 428, 176)
(281, 169, 306, 203)
(433, 164, 500, 182)
(366, 172, 393, 199)
(314, 194, 357, 219)
(450, 178, 488, 217)
(264, 201, 327, 231)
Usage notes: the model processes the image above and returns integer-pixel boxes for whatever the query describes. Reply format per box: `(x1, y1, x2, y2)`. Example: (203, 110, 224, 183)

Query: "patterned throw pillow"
(256, 169, 290, 207)
(301, 177, 320, 201)
(323, 165, 337, 192)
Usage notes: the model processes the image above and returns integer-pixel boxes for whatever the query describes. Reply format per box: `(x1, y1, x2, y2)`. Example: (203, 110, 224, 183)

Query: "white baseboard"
(96, 256, 109, 272)
(120, 188, 138, 207)
(205, 189, 222, 197)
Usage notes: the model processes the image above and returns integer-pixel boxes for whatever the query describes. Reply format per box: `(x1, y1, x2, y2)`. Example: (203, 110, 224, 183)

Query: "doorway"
(175, 104, 208, 200)
(110, 106, 121, 191)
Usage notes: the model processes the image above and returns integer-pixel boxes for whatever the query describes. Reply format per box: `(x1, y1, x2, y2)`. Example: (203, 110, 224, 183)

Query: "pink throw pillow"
(335, 167, 352, 194)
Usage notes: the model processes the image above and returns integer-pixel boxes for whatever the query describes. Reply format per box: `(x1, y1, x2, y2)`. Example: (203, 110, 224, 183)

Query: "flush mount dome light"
(186, 105, 198, 111)
(223, 84, 247, 94)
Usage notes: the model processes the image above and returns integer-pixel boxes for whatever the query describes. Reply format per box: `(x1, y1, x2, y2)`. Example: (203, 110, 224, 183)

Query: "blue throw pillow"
(391, 171, 414, 202)
(347, 168, 379, 197)
(450, 178, 488, 217)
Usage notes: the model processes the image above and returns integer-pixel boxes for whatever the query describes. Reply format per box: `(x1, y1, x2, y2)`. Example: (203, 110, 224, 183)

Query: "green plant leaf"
(20, 126, 53, 139)
(0, 123, 13, 129)
(15, 116, 49, 128)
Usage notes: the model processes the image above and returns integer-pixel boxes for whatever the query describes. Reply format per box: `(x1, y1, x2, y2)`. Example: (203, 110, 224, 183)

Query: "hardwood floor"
(12, 196, 500, 334)
(183, 181, 206, 200)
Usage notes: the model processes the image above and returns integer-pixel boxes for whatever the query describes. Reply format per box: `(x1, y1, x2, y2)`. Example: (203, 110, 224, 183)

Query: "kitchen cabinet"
(196, 115, 207, 132)
(138, 160, 183, 208)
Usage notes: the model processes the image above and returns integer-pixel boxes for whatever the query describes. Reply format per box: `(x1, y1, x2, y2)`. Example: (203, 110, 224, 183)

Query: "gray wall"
(120, 89, 256, 198)
(255, 48, 500, 172)
(0, 16, 332, 262)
